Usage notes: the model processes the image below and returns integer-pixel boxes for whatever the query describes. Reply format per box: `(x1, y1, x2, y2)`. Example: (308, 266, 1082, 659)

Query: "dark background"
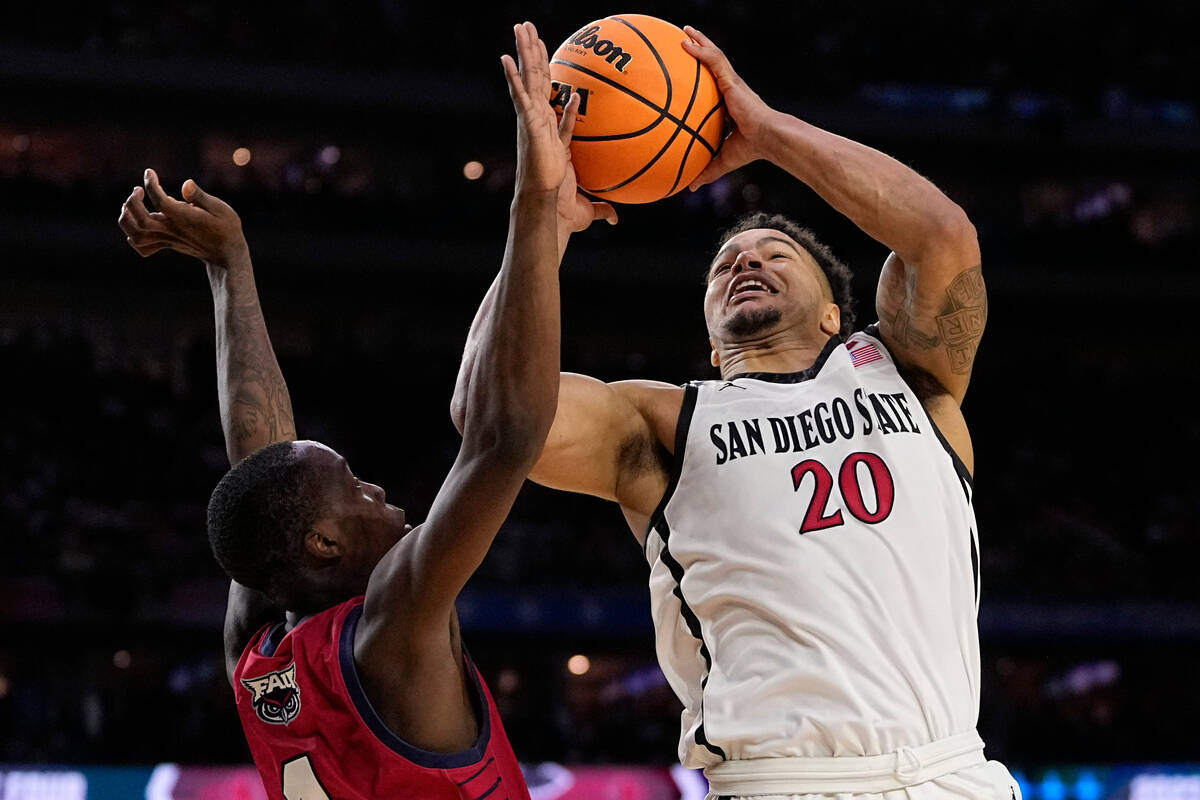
(2, 0, 1198, 767)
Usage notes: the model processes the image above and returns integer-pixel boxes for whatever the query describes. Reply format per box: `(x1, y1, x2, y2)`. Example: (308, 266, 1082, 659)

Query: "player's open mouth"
(728, 277, 777, 305)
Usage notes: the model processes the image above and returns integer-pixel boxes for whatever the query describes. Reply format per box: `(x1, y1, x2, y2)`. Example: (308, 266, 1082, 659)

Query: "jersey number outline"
(791, 451, 895, 534)
(282, 754, 332, 800)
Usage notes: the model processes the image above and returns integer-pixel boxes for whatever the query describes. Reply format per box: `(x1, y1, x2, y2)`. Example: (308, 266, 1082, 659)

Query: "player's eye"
(770, 252, 789, 260)
(714, 263, 732, 274)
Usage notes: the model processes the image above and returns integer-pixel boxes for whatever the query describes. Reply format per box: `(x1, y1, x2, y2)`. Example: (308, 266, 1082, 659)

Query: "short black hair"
(206, 441, 327, 605)
(712, 212, 857, 337)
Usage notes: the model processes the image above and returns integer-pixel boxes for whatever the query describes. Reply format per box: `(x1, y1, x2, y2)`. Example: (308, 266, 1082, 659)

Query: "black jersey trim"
(655, 518, 727, 761)
(471, 777, 502, 800)
(926, 416, 975, 492)
(338, 604, 493, 768)
(865, 323, 980, 604)
(970, 524, 980, 608)
(644, 381, 700, 553)
(863, 324, 974, 491)
(640, 383, 724, 757)
(723, 333, 843, 384)
(456, 756, 495, 786)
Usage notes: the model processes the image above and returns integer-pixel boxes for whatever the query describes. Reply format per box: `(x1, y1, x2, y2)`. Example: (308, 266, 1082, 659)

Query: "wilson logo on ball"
(568, 25, 633, 72)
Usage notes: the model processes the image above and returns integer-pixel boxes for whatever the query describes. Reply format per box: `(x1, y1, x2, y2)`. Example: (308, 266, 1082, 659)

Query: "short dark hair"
(712, 212, 856, 337)
(206, 441, 327, 605)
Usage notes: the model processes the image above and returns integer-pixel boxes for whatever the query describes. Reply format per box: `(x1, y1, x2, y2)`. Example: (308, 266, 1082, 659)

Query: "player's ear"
(709, 338, 720, 368)
(304, 521, 344, 561)
(819, 302, 840, 336)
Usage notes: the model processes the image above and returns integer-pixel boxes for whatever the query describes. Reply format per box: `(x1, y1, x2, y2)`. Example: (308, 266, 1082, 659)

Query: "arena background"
(2, 1, 1198, 797)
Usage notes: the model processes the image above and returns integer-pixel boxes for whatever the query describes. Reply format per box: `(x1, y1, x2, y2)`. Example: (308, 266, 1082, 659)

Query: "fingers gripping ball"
(550, 14, 725, 204)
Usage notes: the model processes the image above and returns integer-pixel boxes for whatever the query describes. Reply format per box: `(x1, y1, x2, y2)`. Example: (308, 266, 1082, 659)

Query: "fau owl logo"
(241, 662, 301, 725)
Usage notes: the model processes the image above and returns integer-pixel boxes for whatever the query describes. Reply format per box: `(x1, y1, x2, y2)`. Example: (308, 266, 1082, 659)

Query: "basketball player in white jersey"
(455, 24, 1015, 800)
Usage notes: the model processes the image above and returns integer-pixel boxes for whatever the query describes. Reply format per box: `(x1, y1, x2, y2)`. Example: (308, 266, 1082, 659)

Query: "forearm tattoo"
(886, 265, 986, 375)
(222, 267, 296, 453)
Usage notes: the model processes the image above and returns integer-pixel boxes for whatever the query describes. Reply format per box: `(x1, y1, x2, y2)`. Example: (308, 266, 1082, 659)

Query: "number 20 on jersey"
(792, 451, 895, 534)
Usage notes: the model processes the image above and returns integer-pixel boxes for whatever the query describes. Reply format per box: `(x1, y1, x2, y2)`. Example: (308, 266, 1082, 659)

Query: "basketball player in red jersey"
(457, 23, 1015, 800)
(118, 23, 613, 800)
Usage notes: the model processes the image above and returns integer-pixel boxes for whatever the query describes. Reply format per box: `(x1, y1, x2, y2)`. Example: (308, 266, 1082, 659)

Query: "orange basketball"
(549, 14, 725, 205)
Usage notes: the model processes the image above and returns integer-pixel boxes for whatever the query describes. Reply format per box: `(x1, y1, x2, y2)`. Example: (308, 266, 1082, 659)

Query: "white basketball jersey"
(644, 326, 981, 769)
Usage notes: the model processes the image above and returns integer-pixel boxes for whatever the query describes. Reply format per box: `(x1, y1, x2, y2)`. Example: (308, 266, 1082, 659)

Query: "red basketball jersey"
(233, 596, 531, 800)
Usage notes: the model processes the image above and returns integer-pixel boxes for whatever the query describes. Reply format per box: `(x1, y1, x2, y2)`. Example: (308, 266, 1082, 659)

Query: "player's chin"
(722, 303, 784, 338)
(385, 505, 410, 534)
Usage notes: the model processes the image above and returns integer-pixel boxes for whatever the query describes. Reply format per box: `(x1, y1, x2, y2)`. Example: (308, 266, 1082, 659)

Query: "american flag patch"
(848, 341, 884, 368)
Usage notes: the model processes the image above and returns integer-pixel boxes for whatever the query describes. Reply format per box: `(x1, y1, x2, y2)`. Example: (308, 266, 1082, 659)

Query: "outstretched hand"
(118, 169, 246, 266)
(502, 22, 616, 231)
(502, 22, 571, 195)
(681, 25, 777, 191)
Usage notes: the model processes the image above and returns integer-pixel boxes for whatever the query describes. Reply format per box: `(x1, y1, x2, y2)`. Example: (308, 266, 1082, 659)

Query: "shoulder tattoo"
(887, 265, 986, 375)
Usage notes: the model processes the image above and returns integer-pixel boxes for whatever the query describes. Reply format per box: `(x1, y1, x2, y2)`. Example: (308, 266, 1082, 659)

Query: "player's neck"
(717, 334, 833, 379)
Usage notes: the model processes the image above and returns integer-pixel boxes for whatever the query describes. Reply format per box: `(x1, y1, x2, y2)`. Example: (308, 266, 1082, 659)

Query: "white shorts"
(704, 731, 1020, 800)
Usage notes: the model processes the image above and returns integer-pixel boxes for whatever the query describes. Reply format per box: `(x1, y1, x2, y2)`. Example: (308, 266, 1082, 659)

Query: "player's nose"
(732, 251, 761, 274)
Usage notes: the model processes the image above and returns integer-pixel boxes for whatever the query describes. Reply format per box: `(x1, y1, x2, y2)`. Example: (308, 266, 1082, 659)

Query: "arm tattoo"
(887, 305, 940, 350)
(885, 265, 986, 375)
(220, 266, 296, 457)
(936, 266, 987, 374)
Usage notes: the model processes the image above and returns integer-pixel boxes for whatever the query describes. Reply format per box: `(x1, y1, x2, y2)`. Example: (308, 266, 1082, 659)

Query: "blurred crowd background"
(2, 0, 1198, 770)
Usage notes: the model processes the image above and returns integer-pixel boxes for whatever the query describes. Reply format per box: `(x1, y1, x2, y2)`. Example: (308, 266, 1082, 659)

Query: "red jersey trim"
(336, 603, 494, 769)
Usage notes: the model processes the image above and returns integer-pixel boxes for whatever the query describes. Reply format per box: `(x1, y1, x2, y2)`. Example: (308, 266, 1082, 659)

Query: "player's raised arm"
(359, 22, 565, 648)
(448, 60, 677, 530)
(451, 261, 680, 527)
(449, 175, 672, 527)
(120, 172, 293, 679)
(121, 170, 297, 464)
(682, 27, 983, 405)
(450, 168, 615, 429)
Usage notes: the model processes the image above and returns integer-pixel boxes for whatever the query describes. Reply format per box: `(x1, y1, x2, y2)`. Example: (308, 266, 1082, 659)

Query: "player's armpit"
(222, 581, 280, 686)
(529, 374, 681, 519)
(875, 237, 986, 405)
(924, 391, 976, 476)
(893, 361, 977, 476)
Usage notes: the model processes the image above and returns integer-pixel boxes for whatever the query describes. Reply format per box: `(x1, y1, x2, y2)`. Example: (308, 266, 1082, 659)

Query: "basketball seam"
(611, 15, 674, 116)
(610, 15, 718, 162)
(569, 119, 667, 142)
(549, 61, 717, 157)
(562, 15, 673, 146)
(666, 58, 704, 196)
(668, 96, 726, 195)
(697, 97, 725, 147)
(591, 31, 703, 195)
(591, 108, 689, 193)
